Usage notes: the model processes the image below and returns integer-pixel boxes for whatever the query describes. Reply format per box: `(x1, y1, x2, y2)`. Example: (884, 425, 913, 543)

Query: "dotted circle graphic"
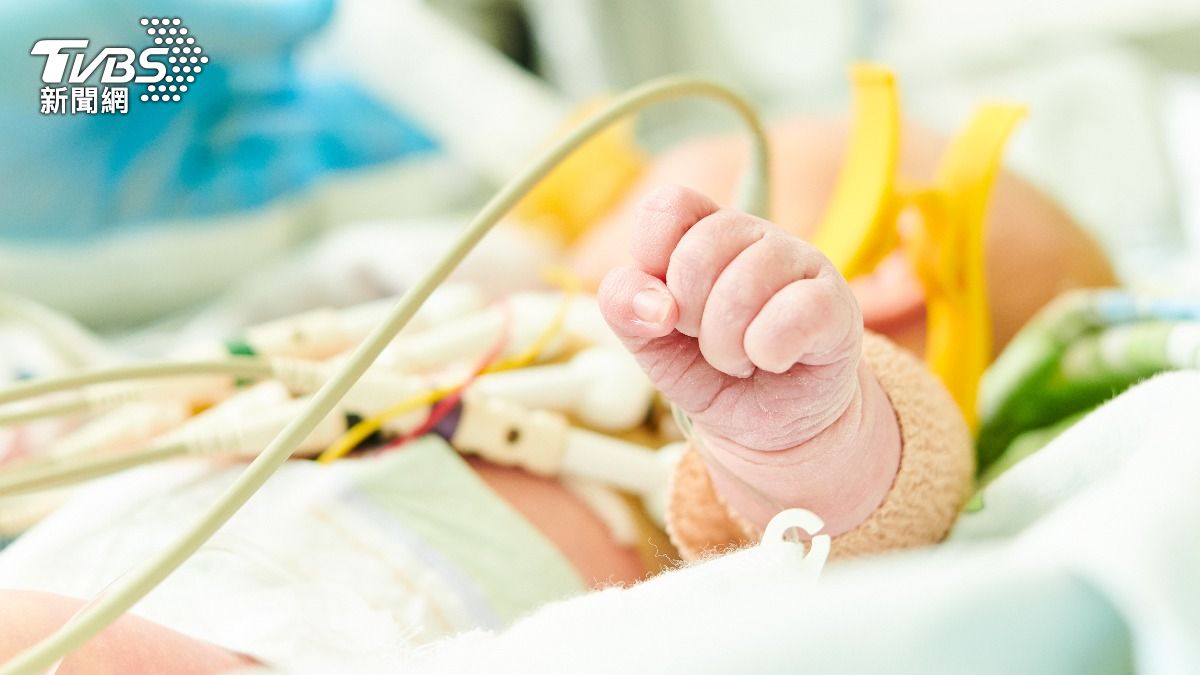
(140, 17, 204, 104)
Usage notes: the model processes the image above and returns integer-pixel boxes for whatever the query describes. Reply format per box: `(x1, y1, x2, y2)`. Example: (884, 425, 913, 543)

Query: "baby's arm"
(0, 589, 254, 674)
(597, 186, 973, 558)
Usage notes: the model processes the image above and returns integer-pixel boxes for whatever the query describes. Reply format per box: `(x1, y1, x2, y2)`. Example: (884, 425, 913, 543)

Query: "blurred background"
(2, 0, 1200, 335)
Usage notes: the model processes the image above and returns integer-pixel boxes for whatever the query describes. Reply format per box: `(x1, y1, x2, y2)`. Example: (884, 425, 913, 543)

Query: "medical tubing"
(0, 357, 356, 426)
(0, 398, 91, 427)
(0, 443, 189, 497)
(321, 282, 573, 463)
(0, 359, 274, 409)
(0, 74, 770, 675)
(0, 399, 327, 496)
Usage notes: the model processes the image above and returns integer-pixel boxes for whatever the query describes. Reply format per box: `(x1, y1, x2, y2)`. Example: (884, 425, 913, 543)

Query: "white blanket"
(400, 370, 1200, 675)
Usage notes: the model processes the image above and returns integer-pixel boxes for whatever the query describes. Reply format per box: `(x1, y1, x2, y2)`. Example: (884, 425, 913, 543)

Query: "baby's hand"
(597, 186, 900, 534)
(597, 186, 862, 448)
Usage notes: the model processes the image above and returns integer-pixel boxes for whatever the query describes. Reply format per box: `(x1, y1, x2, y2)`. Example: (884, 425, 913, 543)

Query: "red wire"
(383, 299, 514, 451)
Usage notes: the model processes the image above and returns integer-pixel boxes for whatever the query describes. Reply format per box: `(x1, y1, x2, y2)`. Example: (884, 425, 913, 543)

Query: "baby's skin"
(0, 187, 900, 672)
(595, 185, 900, 534)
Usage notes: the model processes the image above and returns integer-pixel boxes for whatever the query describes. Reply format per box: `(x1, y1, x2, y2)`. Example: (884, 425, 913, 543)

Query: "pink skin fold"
(597, 185, 902, 537)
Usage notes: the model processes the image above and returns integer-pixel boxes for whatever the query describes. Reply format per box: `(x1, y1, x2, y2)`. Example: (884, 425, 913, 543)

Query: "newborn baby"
(0, 187, 971, 672)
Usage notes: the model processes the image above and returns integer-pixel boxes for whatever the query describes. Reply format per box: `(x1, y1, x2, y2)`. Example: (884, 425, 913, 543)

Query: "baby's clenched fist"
(598, 185, 900, 534)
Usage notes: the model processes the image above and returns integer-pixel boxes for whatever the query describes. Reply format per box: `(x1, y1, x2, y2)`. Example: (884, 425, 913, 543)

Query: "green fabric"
(977, 289, 1200, 478)
(345, 437, 585, 623)
(977, 411, 1086, 490)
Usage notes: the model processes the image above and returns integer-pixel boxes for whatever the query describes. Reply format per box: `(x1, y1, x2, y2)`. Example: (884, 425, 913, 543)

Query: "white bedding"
(399, 371, 1200, 674)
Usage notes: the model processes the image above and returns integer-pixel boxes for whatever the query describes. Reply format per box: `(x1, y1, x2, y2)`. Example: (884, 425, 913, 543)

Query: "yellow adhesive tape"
(810, 63, 1025, 431)
(811, 64, 901, 280)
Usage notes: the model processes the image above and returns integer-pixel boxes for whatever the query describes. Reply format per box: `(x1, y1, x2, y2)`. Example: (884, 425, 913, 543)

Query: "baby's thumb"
(597, 265, 679, 346)
(598, 265, 728, 413)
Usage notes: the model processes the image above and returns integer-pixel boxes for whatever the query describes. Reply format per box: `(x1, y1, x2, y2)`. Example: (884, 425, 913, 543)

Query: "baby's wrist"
(694, 359, 902, 536)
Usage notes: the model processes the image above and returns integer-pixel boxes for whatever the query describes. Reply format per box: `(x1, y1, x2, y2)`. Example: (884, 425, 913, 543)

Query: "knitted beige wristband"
(664, 332, 975, 561)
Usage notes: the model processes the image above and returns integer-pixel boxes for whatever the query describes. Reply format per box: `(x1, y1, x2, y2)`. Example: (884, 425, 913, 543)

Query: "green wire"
(0, 74, 770, 675)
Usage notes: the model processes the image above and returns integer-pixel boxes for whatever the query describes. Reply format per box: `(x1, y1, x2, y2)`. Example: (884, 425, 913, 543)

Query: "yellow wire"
(487, 265, 581, 372)
(315, 387, 454, 464)
(316, 268, 580, 465)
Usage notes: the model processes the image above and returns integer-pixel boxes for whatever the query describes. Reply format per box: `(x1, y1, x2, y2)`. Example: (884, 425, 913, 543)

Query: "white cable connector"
(451, 392, 567, 476)
(159, 381, 292, 443)
(562, 428, 676, 511)
(174, 398, 346, 459)
(0, 395, 351, 500)
(346, 284, 486, 339)
(1, 382, 346, 500)
(267, 359, 432, 433)
(266, 358, 345, 394)
(244, 308, 357, 361)
(81, 374, 233, 411)
(450, 392, 677, 523)
(471, 346, 654, 431)
(7, 287, 594, 431)
(46, 402, 190, 460)
(378, 291, 593, 372)
(243, 283, 485, 360)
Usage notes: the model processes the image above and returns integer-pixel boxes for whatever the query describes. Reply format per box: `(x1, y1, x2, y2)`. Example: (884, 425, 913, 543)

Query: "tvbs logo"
(32, 17, 206, 115)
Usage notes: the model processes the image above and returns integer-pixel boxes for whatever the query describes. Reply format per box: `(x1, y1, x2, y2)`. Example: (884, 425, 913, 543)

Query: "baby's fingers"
(597, 265, 679, 342)
(698, 233, 825, 377)
(744, 275, 862, 373)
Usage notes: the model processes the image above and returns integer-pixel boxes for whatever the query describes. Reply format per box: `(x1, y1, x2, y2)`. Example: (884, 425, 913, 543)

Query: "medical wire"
(0, 75, 770, 675)
(0, 399, 91, 427)
(0, 271, 577, 428)
(0, 299, 522, 483)
(383, 308, 513, 449)
(317, 268, 579, 463)
(0, 276, 571, 465)
(0, 443, 189, 497)
(0, 358, 274, 410)
(317, 306, 513, 463)
(325, 388, 451, 463)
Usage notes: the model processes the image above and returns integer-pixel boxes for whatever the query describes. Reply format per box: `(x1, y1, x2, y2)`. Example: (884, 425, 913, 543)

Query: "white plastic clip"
(761, 508, 831, 581)
(452, 392, 567, 475)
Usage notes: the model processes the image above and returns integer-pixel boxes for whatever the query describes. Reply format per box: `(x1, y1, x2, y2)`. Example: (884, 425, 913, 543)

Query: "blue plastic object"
(0, 0, 437, 243)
